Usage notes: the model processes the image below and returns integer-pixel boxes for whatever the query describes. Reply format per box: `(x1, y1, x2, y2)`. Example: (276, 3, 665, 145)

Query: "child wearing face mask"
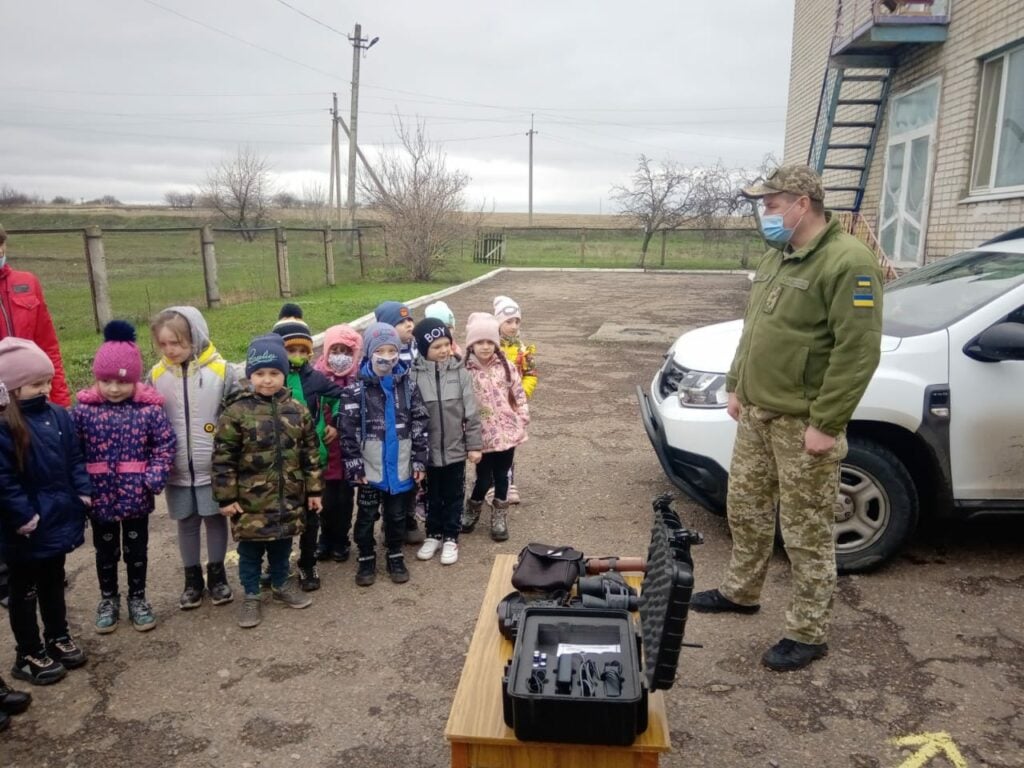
(373, 300, 424, 546)
(312, 323, 364, 563)
(337, 323, 429, 587)
(270, 304, 344, 592)
(0, 338, 91, 685)
(149, 306, 239, 611)
(461, 313, 529, 542)
(71, 321, 176, 634)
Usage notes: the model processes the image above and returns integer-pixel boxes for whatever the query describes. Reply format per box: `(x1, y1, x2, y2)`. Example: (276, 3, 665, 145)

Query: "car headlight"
(677, 370, 728, 407)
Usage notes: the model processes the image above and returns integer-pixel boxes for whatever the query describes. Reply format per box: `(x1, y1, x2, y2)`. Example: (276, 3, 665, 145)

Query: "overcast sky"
(3, 0, 794, 213)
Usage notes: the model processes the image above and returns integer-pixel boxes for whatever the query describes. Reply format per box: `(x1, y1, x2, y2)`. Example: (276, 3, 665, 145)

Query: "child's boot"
(205, 562, 234, 605)
(386, 552, 410, 584)
(298, 565, 321, 592)
(127, 596, 156, 632)
(238, 595, 262, 629)
(95, 595, 120, 634)
(10, 653, 65, 686)
(355, 554, 376, 587)
(45, 636, 87, 670)
(272, 579, 313, 609)
(461, 499, 484, 533)
(490, 499, 510, 542)
(179, 565, 205, 610)
(0, 675, 32, 716)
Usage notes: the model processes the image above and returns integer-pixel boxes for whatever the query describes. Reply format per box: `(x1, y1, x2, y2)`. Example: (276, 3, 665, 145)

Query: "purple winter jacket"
(71, 384, 176, 523)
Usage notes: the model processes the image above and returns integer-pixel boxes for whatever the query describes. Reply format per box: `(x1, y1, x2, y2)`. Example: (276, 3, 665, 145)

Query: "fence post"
(580, 228, 587, 264)
(200, 225, 221, 308)
(323, 227, 336, 287)
(660, 229, 667, 266)
(83, 226, 112, 331)
(275, 227, 292, 298)
(356, 228, 366, 279)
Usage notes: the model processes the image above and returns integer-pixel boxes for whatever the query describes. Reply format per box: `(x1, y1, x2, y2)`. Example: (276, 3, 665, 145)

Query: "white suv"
(639, 230, 1024, 573)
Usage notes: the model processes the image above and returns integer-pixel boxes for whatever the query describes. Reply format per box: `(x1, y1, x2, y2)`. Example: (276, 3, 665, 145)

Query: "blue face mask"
(759, 201, 803, 248)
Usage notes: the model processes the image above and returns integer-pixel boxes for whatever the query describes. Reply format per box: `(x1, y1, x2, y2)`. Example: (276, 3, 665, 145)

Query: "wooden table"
(445, 554, 671, 768)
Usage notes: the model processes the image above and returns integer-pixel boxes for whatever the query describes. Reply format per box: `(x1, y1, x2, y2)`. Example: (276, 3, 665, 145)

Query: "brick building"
(784, 0, 1024, 266)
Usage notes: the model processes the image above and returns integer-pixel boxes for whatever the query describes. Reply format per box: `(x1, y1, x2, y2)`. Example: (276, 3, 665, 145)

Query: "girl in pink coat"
(461, 312, 529, 542)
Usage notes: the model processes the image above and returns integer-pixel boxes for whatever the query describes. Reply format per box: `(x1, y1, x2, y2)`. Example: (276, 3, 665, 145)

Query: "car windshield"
(883, 249, 1024, 337)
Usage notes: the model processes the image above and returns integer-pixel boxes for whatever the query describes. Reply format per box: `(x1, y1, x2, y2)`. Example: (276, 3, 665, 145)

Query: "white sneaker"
(440, 539, 459, 566)
(507, 484, 521, 505)
(416, 537, 442, 560)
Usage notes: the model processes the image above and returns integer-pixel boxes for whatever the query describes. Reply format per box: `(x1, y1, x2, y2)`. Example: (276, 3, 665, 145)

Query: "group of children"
(0, 291, 537, 720)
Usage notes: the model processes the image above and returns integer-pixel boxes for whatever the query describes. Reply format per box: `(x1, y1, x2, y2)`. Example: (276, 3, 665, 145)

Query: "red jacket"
(0, 264, 71, 407)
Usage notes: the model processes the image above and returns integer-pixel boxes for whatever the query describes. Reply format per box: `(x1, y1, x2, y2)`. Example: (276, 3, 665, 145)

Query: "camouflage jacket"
(212, 388, 323, 541)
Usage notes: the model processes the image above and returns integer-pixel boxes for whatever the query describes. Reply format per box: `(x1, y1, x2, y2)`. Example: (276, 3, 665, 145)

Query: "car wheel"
(834, 437, 918, 574)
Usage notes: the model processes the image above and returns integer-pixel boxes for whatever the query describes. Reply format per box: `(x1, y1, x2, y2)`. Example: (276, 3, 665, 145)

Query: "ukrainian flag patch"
(853, 275, 874, 308)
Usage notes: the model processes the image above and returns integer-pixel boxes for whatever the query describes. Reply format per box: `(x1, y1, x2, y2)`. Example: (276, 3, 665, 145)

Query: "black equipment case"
(501, 496, 698, 746)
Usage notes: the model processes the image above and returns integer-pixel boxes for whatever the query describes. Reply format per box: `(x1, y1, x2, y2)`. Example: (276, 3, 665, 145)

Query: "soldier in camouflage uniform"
(690, 165, 883, 671)
(213, 335, 323, 628)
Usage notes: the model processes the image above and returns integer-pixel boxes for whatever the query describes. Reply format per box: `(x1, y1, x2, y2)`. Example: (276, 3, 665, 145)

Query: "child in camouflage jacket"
(212, 335, 322, 629)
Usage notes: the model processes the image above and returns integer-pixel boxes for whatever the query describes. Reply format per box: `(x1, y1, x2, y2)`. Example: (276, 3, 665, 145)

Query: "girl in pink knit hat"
(71, 321, 176, 634)
(0, 337, 92, 685)
(461, 312, 529, 542)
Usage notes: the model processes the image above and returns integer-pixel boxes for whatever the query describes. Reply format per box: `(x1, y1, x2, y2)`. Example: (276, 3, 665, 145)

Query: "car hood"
(671, 319, 902, 373)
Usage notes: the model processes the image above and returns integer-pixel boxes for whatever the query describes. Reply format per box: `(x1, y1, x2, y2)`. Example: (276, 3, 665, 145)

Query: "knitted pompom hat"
(493, 295, 521, 321)
(93, 320, 143, 383)
(0, 337, 54, 392)
(465, 312, 501, 350)
(272, 302, 313, 354)
(424, 300, 455, 327)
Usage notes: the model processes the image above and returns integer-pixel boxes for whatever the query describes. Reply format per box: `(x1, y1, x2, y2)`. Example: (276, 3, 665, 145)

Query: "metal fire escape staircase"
(808, 64, 893, 213)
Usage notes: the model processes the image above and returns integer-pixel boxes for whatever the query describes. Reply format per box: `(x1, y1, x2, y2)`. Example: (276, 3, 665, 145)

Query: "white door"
(947, 290, 1024, 500)
(879, 80, 940, 265)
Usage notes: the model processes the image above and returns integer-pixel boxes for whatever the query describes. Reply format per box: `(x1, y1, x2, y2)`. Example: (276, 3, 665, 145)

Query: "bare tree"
(611, 156, 735, 267)
(360, 118, 473, 281)
(164, 190, 196, 209)
(301, 181, 331, 227)
(202, 145, 274, 241)
(272, 190, 302, 209)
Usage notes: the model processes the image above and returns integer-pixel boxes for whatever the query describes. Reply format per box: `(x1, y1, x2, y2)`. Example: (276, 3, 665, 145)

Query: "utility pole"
(347, 24, 378, 256)
(527, 114, 536, 226)
(332, 92, 342, 229)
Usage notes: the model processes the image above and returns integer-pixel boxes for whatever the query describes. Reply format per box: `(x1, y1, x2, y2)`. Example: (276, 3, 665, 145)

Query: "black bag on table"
(511, 543, 584, 597)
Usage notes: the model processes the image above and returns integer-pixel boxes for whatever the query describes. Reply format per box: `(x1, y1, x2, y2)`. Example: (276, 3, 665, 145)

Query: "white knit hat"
(493, 295, 521, 321)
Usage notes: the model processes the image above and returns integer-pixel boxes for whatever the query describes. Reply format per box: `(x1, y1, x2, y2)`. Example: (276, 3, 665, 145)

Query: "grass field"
(0, 207, 760, 392)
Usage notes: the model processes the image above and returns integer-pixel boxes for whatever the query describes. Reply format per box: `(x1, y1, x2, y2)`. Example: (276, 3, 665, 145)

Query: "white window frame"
(878, 76, 941, 266)
(970, 41, 1024, 197)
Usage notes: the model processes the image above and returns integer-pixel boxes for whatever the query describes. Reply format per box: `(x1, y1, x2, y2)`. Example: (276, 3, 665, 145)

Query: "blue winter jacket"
(0, 396, 91, 562)
(337, 359, 429, 494)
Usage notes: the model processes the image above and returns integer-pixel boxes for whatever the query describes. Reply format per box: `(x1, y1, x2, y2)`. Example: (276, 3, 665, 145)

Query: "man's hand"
(220, 502, 243, 517)
(727, 392, 742, 422)
(308, 496, 323, 513)
(804, 425, 836, 455)
(467, 450, 483, 464)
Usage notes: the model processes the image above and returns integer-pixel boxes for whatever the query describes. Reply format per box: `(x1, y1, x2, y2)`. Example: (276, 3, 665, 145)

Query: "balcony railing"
(831, 0, 951, 58)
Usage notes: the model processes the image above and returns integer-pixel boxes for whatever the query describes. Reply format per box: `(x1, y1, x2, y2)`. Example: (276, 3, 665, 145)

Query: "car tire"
(834, 437, 919, 574)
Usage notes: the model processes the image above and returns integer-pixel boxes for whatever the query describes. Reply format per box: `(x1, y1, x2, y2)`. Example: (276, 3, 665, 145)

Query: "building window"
(971, 42, 1024, 193)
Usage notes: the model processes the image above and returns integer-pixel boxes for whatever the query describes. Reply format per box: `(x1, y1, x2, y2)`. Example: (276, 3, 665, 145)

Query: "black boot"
(205, 562, 234, 605)
(0, 675, 31, 716)
(355, 555, 376, 587)
(179, 565, 205, 610)
(387, 552, 410, 584)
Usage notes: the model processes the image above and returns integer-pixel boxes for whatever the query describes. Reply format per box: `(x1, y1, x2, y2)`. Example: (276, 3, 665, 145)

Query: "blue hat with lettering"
(245, 334, 289, 378)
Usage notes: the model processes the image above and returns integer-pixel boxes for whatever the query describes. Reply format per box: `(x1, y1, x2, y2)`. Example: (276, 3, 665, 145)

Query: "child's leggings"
(93, 517, 149, 598)
(354, 487, 412, 556)
(177, 513, 229, 567)
(471, 448, 516, 502)
(7, 554, 68, 657)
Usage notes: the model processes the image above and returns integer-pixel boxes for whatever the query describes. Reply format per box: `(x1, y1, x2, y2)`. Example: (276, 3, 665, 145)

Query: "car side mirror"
(963, 322, 1024, 362)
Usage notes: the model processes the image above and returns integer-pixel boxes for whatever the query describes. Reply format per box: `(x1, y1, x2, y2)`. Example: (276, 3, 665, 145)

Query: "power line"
(272, 0, 347, 36)
(140, 0, 339, 82)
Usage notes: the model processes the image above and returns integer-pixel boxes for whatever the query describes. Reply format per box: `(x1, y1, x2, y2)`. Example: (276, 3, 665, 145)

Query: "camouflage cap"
(742, 164, 824, 201)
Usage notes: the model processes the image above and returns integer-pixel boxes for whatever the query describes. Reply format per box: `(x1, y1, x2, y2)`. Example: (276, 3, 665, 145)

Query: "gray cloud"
(3, 0, 792, 211)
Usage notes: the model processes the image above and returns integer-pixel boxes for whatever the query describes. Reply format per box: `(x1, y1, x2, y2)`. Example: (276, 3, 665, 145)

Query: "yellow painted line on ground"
(891, 732, 967, 768)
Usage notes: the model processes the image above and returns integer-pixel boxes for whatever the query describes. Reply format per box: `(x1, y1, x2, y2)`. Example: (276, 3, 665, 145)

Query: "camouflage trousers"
(720, 406, 847, 645)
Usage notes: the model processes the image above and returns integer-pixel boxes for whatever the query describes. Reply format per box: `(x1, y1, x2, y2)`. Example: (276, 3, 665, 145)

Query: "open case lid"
(638, 494, 701, 691)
